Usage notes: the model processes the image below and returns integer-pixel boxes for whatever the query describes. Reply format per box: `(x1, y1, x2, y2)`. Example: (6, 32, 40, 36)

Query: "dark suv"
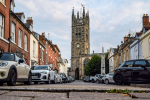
(113, 59, 150, 85)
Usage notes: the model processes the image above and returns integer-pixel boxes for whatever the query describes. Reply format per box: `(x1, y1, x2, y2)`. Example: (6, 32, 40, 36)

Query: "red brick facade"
(10, 12, 30, 65)
(0, 0, 11, 52)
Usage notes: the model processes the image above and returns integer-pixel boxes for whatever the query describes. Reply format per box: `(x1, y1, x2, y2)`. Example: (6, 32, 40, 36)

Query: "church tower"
(71, 5, 90, 80)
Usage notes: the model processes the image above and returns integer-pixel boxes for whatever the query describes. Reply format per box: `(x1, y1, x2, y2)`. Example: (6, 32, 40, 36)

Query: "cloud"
(14, 0, 150, 67)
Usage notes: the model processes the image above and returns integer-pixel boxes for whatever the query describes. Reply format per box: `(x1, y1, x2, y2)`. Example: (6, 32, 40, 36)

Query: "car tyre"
(24, 72, 32, 85)
(114, 75, 123, 85)
(34, 82, 38, 84)
(7, 69, 17, 86)
(91, 79, 95, 83)
(105, 79, 109, 84)
(96, 80, 99, 84)
(0, 82, 4, 86)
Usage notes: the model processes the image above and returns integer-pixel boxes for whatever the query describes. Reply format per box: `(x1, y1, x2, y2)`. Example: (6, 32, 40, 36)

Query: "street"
(1, 80, 150, 90)
(0, 80, 150, 100)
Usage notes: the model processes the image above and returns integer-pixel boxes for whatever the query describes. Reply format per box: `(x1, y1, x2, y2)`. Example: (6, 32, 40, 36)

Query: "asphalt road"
(1, 80, 150, 90)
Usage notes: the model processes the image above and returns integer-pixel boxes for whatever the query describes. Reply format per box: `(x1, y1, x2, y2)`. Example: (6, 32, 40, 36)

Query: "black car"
(113, 59, 150, 85)
(84, 76, 90, 82)
(59, 73, 67, 83)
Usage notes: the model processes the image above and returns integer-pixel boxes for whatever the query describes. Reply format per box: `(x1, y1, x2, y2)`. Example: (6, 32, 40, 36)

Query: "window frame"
(33, 41, 35, 57)
(0, 13, 4, 38)
(18, 29, 22, 47)
(123, 61, 134, 67)
(11, 22, 16, 43)
(24, 34, 27, 51)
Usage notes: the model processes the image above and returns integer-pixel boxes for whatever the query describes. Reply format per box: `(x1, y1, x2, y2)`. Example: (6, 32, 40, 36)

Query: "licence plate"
(32, 76, 38, 79)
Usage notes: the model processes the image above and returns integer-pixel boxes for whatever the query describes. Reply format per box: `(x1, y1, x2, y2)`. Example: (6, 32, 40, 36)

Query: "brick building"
(0, 0, 11, 53)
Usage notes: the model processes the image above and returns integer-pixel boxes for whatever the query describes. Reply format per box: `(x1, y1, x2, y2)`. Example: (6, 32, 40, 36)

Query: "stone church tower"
(71, 6, 90, 79)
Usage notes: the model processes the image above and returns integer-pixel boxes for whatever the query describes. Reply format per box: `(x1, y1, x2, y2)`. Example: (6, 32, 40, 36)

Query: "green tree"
(85, 55, 101, 76)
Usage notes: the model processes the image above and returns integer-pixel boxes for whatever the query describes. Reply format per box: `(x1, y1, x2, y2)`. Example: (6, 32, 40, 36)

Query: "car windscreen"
(119, 62, 125, 68)
(0, 53, 15, 61)
(31, 66, 48, 70)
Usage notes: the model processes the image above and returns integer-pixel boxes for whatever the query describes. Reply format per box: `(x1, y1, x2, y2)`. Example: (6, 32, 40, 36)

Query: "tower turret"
(77, 11, 79, 19)
(83, 6, 85, 18)
(72, 8, 74, 18)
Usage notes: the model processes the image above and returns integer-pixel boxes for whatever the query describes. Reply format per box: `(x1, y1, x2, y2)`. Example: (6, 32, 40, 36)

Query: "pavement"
(0, 80, 150, 100)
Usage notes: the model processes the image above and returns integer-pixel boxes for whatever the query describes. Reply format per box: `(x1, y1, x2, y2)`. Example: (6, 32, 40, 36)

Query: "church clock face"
(77, 44, 80, 48)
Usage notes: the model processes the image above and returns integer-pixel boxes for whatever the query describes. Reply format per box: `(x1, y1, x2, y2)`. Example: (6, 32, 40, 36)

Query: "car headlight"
(0, 61, 8, 67)
(40, 72, 47, 74)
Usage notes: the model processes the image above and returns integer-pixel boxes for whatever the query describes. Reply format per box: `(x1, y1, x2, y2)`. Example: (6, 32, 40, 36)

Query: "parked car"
(0, 53, 32, 86)
(55, 71, 62, 84)
(31, 65, 57, 84)
(113, 59, 150, 85)
(96, 75, 104, 83)
(59, 73, 67, 83)
(68, 76, 73, 82)
(90, 74, 102, 83)
(103, 73, 114, 84)
(84, 76, 90, 82)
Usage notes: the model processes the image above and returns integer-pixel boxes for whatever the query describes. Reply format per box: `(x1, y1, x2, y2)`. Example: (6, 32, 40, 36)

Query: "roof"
(53, 44, 60, 52)
(136, 32, 142, 36)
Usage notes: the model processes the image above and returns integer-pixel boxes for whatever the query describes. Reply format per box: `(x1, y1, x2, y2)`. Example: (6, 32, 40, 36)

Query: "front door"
(75, 68, 79, 80)
(132, 60, 149, 83)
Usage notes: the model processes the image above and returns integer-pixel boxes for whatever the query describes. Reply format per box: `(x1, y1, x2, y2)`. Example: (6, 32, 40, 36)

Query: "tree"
(105, 52, 109, 74)
(84, 55, 101, 76)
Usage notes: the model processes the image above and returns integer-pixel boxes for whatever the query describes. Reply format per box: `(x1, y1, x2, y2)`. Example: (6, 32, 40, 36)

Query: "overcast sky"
(14, 0, 150, 67)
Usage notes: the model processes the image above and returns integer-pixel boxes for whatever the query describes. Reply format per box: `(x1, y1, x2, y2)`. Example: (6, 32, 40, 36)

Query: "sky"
(14, 0, 150, 67)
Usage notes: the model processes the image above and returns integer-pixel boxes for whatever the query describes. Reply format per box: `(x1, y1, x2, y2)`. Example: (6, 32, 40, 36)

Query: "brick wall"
(0, 0, 11, 52)
(10, 13, 30, 65)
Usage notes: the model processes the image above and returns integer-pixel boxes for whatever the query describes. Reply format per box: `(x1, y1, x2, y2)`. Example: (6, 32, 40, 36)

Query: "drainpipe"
(138, 39, 140, 59)
(8, 1, 11, 52)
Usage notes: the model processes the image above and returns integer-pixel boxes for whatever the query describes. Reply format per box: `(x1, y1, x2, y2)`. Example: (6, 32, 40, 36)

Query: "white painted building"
(30, 33, 39, 67)
(59, 58, 68, 76)
(108, 48, 116, 73)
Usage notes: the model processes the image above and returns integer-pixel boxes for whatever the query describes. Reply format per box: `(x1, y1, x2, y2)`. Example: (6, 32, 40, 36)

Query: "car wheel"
(7, 69, 17, 86)
(102, 80, 104, 84)
(114, 75, 123, 85)
(34, 82, 38, 84)
(24, 72, 32, 85)
(105, 79, 109, 84)
(0, 82, 4, 86)
(46, 76, 51, 84)
(96, 80, 99, 84)
(92, 79, 95, 83)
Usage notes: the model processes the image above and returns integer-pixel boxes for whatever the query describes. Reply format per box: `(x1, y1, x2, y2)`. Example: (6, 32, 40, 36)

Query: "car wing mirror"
(18, 59, 24, 64)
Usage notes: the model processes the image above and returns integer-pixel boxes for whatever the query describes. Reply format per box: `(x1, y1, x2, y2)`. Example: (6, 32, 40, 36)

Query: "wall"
(0, 0, 10, 52)
(141, 30, 150, 59)
(30, 34, 38, 67)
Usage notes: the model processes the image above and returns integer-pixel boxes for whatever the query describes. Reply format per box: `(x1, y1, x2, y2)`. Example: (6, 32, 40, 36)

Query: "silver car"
(103, 73, 114, 84)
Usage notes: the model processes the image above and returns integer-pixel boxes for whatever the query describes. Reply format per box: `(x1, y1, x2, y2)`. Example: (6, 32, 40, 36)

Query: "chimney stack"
(124, 35, 128, 42)
(26, 17, 33, 25)
(142, 14, 149, 27)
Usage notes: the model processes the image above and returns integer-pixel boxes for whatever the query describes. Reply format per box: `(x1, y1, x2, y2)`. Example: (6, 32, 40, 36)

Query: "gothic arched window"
(76, 33, 78, 38)
(79, 33, 81, 38)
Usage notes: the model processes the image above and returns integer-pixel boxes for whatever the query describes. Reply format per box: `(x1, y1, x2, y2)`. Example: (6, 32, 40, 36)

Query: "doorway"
(75, 68, 79, 80)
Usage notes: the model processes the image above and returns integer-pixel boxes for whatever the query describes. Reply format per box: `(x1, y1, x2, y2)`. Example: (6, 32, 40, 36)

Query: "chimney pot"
(26, 17, 33, 25)
(144, 14, 145, 16)
(146, 14, 148, 16)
